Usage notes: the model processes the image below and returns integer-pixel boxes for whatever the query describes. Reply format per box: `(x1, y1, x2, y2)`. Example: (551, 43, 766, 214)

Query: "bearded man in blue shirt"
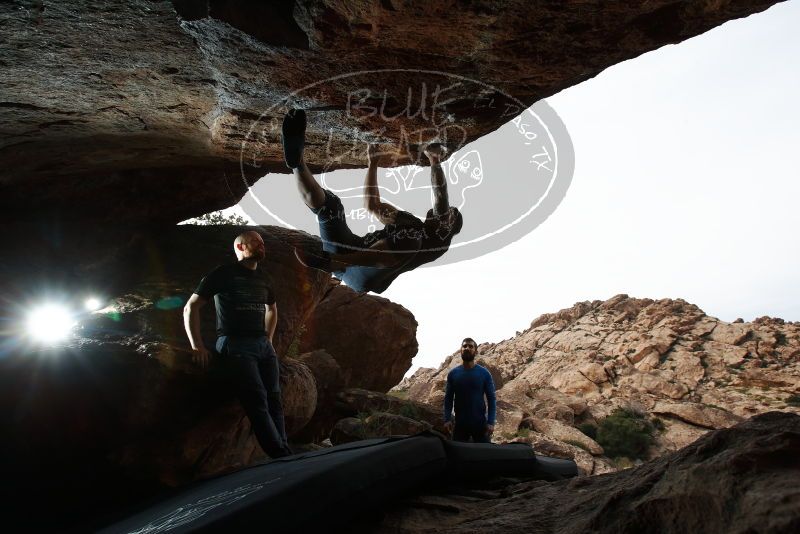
(443, 338, 497, 443)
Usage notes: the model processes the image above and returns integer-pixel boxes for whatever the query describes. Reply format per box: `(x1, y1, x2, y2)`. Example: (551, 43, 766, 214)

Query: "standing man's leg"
(452, 422, 492, 443)
(452, 423, 472, 443)
(259, 338, 290, 453)
(470, 425, 492, 444)
(223, 337, 290, 458)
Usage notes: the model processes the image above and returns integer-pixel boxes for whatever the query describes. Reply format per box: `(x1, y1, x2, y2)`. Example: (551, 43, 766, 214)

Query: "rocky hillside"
(396, 295, 800, 474)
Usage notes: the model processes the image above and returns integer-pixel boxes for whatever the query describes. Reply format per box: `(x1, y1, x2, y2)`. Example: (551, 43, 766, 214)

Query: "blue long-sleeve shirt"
(443, 364, 496, 425)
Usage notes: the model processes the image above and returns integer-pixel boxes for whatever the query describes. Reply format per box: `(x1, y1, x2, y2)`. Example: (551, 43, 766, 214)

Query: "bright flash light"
(84, 297, 102, 311)
(25, 303, 76, 344)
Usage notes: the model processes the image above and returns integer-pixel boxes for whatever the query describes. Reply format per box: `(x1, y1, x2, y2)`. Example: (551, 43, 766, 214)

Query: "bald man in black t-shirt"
(183, 231, 291, 458)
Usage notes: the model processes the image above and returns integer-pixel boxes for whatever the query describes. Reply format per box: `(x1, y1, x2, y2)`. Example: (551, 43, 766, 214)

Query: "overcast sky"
(229, 1, 799, 374)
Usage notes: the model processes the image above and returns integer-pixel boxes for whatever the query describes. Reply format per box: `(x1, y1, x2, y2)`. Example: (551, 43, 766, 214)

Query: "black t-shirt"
(405, 207, 463, 268)
(355, 207, 462, 294)
(194, 263, 276, 337)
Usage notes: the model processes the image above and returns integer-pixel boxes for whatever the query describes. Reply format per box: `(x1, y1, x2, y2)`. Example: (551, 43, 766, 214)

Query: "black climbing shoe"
(282, 108, 306, 169)
(294, 247, 333, 272)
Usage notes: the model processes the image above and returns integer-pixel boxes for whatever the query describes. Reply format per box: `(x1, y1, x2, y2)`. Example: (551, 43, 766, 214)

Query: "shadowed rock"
(0, 224, 418, 531)
(0, 0, 783, 226)
(336, 388, 447, 435)
(371, 412, 800, 533)
(301, 284, 419, 392)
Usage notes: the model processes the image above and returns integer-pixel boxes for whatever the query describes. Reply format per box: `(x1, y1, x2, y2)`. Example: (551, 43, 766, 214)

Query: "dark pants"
(453, 422, 492, 443)
(311, 189, 422, 293)
(216, 335, 290, 458)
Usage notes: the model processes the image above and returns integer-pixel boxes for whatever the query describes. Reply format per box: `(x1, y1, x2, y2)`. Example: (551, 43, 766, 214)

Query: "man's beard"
(461, 351, 475, 362)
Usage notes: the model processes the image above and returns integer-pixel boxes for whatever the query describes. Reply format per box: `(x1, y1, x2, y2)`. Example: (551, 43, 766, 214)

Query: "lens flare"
(25, 303, 76, 344)
(84, 297, 102, 311)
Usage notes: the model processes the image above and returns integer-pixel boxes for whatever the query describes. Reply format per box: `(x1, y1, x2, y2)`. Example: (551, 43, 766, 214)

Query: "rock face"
(331, 412, 432, 445)
(0, 225, 327, 476)
(0, 224, 419, 531)
(371, 412, 800, 533)
(301, 283, 419, 392)
(293, 349, 346, 443)
(335, 388, 448, 435)
(397, 295, 800, 471)
(0, 0, 782, 226)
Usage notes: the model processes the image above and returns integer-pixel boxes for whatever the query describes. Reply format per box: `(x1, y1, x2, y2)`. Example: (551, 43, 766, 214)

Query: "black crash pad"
(442, 439, 579, 481)
(99, 433, 578, 533)
(100, 434, 447, 533)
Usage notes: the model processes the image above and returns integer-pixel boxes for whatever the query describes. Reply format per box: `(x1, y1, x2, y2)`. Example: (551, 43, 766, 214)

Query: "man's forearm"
(265, 309, 278, 342)
(486, 393, 497, 425)
(443, 384, 454, 422)
(184, 308, 204, 350)
(430, 161, 449, 215)
(364, 160, 380, 212)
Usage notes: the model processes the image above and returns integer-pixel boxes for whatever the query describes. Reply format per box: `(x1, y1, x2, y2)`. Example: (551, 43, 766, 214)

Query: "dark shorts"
(310, 189, 423, 293)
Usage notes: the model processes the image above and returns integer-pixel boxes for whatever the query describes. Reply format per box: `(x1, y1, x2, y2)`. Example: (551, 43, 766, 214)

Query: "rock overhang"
(0, 0, 783, 227)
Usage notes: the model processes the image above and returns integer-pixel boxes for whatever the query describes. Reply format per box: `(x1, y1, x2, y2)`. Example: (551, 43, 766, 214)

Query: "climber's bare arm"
(424, 144, 450, 216)
(364, 144, 401, 225)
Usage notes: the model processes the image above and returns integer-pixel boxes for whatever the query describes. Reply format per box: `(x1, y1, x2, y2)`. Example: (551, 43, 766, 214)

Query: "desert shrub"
(578, 423, 598, 440)
(388, 390, 409, 400)
(786, 394, 800, 407)
(397, 403, 421, 421)
(650, 417, 665, 432)
(596, 408, 655, 460)
(612, 456, 636, 470)
(515, 428, 531, 439)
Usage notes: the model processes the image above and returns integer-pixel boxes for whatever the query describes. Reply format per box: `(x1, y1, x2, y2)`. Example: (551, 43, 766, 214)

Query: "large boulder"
(113, 357, 317, 487)
(301, 284, 418, 392)
(293, 349, 346, 443)
(528, 417, 604, 456)
(0, 0, 781, 226)
(373, 412, 800, 533)
(335, 388, 447, 435)
(279, 357, 318, 434)
(652, 401, 744, 430)
(330, 412, 432, 445)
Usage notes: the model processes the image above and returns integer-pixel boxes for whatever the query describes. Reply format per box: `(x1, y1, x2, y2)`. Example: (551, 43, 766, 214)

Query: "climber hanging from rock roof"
(282, 108, 463, 294)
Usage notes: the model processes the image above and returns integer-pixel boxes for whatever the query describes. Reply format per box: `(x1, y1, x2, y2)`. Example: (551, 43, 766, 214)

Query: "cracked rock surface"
(0, 0, 782, 226)
(370, 412, 800, 534)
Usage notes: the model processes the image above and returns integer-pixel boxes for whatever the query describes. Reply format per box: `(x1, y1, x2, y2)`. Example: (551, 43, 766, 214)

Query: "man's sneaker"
(282, 109, 306, 169)
(294, 247, 332, 272)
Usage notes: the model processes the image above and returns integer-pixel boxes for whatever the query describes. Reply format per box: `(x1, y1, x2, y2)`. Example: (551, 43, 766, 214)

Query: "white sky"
(230, 1, 800, 374)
